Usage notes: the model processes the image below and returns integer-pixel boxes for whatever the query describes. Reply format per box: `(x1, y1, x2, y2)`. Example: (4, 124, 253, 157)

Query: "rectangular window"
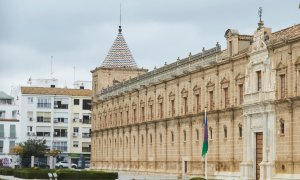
(209, 91, 214, 110)
(10, 125, 16, 138)
(184, 97, 188, 115)
(0, 125, 4, 137)
(0, 141, 3, 153)
(28, 97, 33, 104)
(257, 71, 262, 91)
(133, 109, 137, 122)
(37, 98, 51, 108)
(54, 98, 68, 109)
(73, 127, 79, 133)
(12, 111, 17, 118)
(82, 113, 91, 124)
(82, 99, 91, 110)
(54, 129, 67, 137)
(73, 141, 79, 148)
(171, 100, 175, 117)
(141, 107, 145, 121)
(196, 94, 200, 112)
(82, 142, 91, 152)
(159, 103, 163, 118)
(0, 111, 5, 119)
(74, 99, 80, 105)
(27, 126, 33, 132)
(9, 141, 15, 153)
(150, 105, 153, 120)
(27, 111, 33, 121)
(280, 74, 286, 98)
(36, 126, 51, 137)
(224, 88, 229, 108)
(37, 112, 51, 123)
(53, 141, 67, 152)
(239, 84, 244, 104)
(54, 112, 68, 123)
(82, 128, 90, 138)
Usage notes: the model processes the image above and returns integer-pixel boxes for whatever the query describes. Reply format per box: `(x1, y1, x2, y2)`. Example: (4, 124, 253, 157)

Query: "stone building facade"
(91, 22, 300, 179)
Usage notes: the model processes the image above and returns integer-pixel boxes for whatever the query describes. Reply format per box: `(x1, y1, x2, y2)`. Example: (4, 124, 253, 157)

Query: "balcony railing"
(37, 103, 51, 108)
(82, 119, 91, 124)
(82, 147, 91, 152)
(82, 133, 90, 138)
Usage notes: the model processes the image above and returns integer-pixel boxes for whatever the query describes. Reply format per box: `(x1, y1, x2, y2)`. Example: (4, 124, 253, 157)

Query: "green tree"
(19, 139, 48, 157)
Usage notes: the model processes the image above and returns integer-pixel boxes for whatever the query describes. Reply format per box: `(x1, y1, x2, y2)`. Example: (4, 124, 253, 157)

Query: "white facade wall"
(0, 100, 20, 155)
(19, 90, 91, 159)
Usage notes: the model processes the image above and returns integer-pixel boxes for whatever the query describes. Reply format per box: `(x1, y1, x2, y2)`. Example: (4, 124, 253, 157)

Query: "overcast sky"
(0, 0, 299, 94)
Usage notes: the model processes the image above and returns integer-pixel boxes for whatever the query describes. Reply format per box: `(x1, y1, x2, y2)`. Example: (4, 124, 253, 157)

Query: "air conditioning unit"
(29, 117, 33, 121)
(79, 119, 82, 123)
(73, 132, 78, 137)
(27, 132, 31, 136)
(73, 118, 76, 122)
(54, 105, 58, 108)
(54, 120, 58, 123)
(31, 132, 36, 136)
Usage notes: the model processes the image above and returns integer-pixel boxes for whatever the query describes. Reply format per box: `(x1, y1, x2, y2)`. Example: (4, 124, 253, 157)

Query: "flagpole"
(205, 107, 207, 180)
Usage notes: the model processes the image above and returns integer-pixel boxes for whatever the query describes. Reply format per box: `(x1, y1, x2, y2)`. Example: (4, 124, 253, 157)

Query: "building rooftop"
(21, 87, 92, 97)
(0, 91, 13, 100)
(100, 26, 138, 69)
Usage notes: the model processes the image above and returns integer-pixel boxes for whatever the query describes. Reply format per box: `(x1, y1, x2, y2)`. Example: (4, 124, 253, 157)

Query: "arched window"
(209, 127, 212, 139)
(196, 129, 199, 141)
(126, 137, 128, 146)
(150, 134, 152, 145)
(141, 135, 144, 145)
(280, 119, 285, 134)
(183, 130, 187, 142)
(171, 131, 174, 143)
(133, 136, 136, 145)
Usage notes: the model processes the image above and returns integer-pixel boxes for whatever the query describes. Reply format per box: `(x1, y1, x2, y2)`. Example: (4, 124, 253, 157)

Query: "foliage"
(18, 139, 48, 158)
(0, 168, 118, 180)
(190, 177, 206, 180)
(10, 145, 23, 155)
(0, 168, 14, 176)
(46, 149, 62, 157)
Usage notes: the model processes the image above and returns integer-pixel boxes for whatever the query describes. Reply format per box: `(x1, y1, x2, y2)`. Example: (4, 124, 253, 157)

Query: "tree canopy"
(18, 139, 48, 157)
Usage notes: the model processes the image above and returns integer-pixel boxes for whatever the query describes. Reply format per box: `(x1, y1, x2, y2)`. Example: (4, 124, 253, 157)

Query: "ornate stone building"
(91, 20, 300, 179)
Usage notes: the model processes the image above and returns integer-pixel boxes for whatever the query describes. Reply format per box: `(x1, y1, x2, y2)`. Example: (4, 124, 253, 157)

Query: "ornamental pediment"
(295, 56, 300, 69)
(276, 61, 286, 70)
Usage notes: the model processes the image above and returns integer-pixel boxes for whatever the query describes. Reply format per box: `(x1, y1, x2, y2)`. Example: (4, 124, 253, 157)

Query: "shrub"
(13, 169, 54, 179)
(0, 168, 14, 176)
(7, 168, 118, 180)
(190, 177, 205, 180)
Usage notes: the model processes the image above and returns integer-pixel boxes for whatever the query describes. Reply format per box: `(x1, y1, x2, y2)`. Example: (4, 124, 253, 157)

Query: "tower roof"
(101, 26, 138, 69)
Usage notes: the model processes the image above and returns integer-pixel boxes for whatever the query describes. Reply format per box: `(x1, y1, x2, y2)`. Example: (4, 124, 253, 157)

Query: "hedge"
(0, 168, 14, 176)
(190, 177, 206, 180)
(0, 168, 118, 180)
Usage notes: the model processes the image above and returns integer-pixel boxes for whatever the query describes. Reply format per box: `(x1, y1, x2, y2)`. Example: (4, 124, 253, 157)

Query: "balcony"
(82, 147, 91, 153)
(82, 133, 90, 138)
(37, 103, 51, 108)
(82, 119, 91, 124)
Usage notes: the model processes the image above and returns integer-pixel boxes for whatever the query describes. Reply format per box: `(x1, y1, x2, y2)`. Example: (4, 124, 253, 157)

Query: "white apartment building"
(19, 86, 92, 161)
(0, 91, 19, 155)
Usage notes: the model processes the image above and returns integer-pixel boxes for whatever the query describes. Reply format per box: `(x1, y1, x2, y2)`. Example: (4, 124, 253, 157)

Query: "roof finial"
(119, 3, 122, 33)
(257, 7, 264, 30)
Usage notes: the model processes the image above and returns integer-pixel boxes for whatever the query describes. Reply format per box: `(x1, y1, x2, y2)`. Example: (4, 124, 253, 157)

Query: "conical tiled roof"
(101, 26, 138, 69)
